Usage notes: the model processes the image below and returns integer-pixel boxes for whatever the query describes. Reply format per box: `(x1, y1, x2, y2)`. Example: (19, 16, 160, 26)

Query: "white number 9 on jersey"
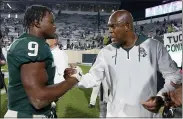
(28, 42, 39, 56)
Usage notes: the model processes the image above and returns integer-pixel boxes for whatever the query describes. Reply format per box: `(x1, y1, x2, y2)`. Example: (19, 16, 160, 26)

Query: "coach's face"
(40, 11, 56, 39)
(108, 14, 129, 45)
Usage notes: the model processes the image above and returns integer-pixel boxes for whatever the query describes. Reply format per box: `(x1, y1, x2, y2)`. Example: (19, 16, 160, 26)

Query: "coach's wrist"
(70, 68, 82, 82)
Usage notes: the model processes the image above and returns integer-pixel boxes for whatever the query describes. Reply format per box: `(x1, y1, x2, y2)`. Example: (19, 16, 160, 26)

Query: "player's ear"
(33, 20, 41, 28)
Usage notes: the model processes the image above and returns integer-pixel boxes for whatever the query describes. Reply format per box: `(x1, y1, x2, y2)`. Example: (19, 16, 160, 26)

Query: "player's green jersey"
(7, 33, 55, 117)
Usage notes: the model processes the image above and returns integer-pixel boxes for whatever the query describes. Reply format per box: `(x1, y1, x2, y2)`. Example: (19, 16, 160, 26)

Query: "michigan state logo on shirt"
(139, 47, 147, 57)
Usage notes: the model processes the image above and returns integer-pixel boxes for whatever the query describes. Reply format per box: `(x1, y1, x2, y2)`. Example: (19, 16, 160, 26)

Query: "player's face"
(40, 11, 56, 39)
(108, 17, 128, 45)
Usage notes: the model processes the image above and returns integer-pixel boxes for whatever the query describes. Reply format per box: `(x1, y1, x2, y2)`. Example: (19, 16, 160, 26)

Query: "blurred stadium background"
(0, 0, 182, 117)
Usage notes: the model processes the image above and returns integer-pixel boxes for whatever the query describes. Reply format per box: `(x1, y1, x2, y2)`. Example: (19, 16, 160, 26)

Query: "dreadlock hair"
(23, 5, 52, 32)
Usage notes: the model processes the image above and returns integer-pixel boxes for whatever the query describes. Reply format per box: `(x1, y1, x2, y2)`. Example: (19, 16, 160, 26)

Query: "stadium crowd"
(0, 13, 182, 50)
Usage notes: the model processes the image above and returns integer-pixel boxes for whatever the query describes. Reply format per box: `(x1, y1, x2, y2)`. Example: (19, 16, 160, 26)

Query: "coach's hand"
(141, 96, 164, 113)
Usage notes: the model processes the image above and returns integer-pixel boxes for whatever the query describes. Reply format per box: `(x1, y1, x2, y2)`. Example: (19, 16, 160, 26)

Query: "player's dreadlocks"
(23, 5, 52, 32)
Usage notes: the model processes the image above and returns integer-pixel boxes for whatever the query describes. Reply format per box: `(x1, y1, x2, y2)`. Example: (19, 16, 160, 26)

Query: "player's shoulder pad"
(10, 37, 52, 65)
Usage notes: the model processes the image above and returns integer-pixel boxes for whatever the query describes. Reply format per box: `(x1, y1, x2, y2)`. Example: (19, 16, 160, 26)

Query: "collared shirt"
(78, 35, 182, 117)
(51, 46, 68, 84)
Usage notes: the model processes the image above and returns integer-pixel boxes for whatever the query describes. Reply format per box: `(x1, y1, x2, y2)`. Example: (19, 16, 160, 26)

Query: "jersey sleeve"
(12, 38, 53, 67)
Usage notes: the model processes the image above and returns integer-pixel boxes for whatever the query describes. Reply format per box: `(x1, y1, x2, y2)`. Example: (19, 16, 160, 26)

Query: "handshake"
(64, 64, 83, 82)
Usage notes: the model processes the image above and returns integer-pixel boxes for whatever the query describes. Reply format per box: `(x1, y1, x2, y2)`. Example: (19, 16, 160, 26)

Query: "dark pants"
(0, 71, 6, 92)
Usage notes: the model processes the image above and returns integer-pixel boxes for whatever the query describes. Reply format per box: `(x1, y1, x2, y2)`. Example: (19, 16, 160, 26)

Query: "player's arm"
(21, 61, 78, 109)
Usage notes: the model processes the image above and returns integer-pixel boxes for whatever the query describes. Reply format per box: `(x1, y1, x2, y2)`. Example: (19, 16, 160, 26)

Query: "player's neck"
(28, 29, 45, 40)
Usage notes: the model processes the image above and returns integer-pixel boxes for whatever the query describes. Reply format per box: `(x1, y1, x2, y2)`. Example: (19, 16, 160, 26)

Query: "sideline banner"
(163, 31, 182, 67)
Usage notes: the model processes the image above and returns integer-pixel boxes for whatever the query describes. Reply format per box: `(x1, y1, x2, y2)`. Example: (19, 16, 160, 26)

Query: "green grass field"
(1, 65, 8, 72)
(0, 65, 100, 118)
(0, 78, 8, 118)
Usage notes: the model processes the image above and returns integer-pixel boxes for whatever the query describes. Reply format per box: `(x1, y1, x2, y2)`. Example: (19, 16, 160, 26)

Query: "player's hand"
(141, 96, 164, 113)
(64, 68, 77, 79)
(64, 68, 82, 81)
